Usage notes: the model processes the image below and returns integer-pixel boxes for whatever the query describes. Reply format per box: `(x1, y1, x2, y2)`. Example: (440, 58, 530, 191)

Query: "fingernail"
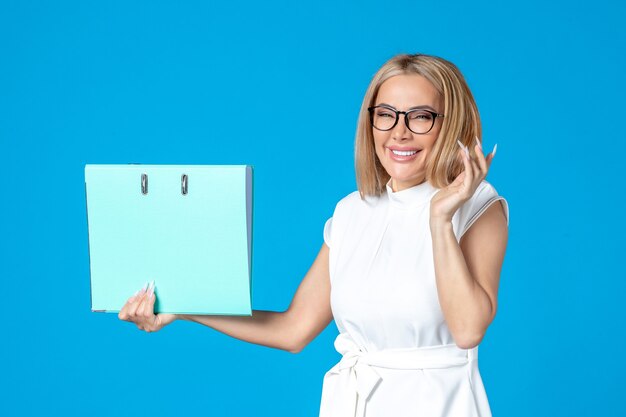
(141, 282, 148, 294)
(456, 140, 469, 158)
(456, 139, 464, 150)
(133, 290, 140, 297)
(492, 143, 497, 157)
(475, 136, 482, 149)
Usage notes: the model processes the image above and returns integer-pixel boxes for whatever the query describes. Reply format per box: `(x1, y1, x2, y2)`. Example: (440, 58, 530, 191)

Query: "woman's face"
(372, 74, 444, 192)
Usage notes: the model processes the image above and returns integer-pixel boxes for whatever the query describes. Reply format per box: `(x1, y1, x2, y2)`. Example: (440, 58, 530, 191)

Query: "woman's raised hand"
(118, 281, 178, 332)
(430, 137, 497, 223)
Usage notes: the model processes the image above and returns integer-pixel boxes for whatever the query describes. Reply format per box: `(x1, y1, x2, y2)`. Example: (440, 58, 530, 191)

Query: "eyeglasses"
(367, 105, 444, 135)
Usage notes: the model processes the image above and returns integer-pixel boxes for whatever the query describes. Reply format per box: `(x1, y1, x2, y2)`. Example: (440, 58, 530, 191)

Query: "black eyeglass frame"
(367, 105, 445, 135)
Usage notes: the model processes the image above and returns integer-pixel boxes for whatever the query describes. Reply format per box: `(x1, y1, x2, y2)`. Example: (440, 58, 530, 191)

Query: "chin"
(384, 165, 423, 183)
(379, 150, 427, 181)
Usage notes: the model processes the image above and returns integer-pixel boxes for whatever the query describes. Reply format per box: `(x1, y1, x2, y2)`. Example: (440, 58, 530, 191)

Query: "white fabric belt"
(319, 333, 477, 417)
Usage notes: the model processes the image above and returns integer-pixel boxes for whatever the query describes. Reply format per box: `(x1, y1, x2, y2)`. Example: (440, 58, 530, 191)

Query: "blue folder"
(85, 164, 253, 315)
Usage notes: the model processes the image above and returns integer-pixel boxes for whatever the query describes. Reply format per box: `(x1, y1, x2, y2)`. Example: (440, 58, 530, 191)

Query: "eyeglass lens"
(371, 107, 436, 134)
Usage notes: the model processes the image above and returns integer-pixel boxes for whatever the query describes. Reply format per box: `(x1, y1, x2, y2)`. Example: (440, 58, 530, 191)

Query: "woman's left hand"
(430, 137, 496, 224)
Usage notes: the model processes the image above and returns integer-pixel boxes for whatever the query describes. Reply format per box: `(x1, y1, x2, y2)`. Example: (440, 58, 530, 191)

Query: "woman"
(119, 53, 509, 417)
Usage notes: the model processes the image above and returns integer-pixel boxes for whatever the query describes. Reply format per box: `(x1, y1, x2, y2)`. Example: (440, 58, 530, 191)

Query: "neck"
(390, 177, 427, 192)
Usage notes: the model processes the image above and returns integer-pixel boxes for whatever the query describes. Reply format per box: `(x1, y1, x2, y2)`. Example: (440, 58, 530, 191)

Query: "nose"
(391, 113, 411, 141)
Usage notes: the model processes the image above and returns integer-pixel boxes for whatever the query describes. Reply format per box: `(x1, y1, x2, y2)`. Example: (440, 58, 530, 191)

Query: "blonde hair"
(355, 53, 482, 197)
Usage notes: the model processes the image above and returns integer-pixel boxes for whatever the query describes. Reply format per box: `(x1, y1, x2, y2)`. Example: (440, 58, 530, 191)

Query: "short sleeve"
(458, 182, 509, 238)
(323, 217, 333, 248)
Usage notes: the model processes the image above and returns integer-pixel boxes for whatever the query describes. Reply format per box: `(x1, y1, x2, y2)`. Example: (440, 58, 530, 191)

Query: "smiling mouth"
(390, 149, 420, 156)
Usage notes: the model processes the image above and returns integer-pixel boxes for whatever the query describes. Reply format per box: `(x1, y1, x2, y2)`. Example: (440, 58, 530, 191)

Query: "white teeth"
(391, 149, 418, 156)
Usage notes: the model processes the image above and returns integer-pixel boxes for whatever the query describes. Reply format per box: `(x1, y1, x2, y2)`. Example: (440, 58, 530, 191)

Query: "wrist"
(429, 216, 454, 233)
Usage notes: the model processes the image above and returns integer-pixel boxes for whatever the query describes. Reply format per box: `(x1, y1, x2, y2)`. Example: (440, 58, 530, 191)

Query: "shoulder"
(463, 180, 505, 211)
(332, 190, 383, 216)
(455, 179, 510, 238)
(323, 190, 385, 248)
(335, 190, 362, 208)
(336, 191, 380, 209)
(474, 179, 500, 198)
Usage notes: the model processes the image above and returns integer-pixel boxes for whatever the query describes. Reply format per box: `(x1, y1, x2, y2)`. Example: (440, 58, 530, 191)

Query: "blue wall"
(1, 1, 624, 416)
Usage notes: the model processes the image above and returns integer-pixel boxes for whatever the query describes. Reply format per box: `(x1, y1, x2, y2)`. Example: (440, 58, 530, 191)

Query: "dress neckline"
(385, 178, 439, 208)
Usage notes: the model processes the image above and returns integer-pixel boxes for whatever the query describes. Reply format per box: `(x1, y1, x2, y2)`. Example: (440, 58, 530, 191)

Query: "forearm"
(429, 220, 493, 347)
(177, 309, 296, 353)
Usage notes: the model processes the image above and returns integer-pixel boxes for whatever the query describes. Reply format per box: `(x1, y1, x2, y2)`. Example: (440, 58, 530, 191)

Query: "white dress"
(318, 178, 510, 417)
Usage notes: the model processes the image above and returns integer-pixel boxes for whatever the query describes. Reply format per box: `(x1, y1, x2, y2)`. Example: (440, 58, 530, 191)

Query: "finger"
(135, 293, 150, 321)
(133, 282, 150, 307)
(121, 291, 143, 320)
(455, 140, 469, 166)
(454, 148, 469, 183)
(456, 147, 465, 165)
(468, 155, 481, 182)
(473, 137, 488, 175)
(485, 143, 497, 170)
(450, 169, 466, 187)
(463, 140, 480, 177)
(126, 289, 142, 305)
(118, 290, 141, 321)
(486, 153, 494, 170)
(459, 145, 474, 191)
(127, 290, 148, 319)
(139, 282, 156, 320)
(142, 291, 156, 320)
(118, 304, 128, 321)
(139, 295, 157, 332)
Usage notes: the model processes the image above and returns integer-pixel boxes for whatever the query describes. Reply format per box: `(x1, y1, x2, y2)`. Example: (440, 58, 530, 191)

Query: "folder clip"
(141, 173, 148, 195)
(181, 174, 188, 195)
(140, 172, 188, 196)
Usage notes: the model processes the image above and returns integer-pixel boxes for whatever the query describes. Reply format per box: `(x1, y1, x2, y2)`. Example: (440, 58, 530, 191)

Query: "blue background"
(1, 1, 624, 416)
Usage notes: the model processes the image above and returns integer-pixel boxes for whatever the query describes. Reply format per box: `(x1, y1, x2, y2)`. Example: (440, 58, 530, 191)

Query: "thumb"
(156, 313, 177, 328)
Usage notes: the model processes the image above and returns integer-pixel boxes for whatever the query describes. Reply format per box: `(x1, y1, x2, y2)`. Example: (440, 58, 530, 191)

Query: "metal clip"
(141, 173, 148, 195)
(181, 174, 188, 195)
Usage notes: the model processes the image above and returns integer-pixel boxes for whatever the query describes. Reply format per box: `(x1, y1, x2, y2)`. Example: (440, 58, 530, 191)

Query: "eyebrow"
(376, 102, 438, 112)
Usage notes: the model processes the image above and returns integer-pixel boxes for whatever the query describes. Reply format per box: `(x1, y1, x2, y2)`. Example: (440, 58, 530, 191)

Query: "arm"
(429, 201, 508, 349)
(178, 310, 296, 352)
(120, 243, 333, 354)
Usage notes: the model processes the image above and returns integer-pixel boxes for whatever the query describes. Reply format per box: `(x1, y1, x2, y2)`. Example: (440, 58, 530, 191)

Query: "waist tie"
(319, 333, 477, 417)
